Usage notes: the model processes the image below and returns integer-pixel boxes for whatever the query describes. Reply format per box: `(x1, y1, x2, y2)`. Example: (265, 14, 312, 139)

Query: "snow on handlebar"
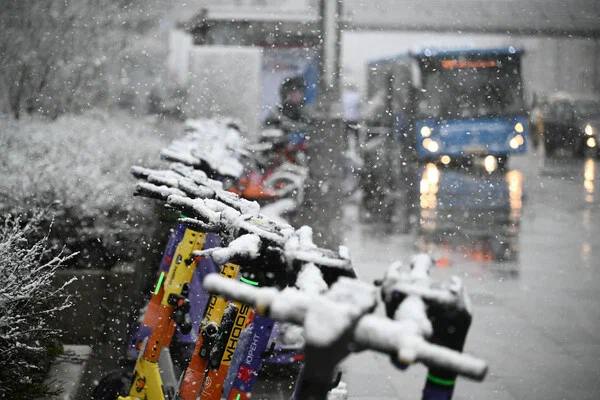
(381, 254, 471, 317)
(133, 164, 251, 212)
(202, 274, 488, 381)
(132, 165, 357, 280)
(133, 181, 186, 200)
(187, 220, 352, 275)
(353, 315, 487, 380)
(159, 120, 246, 179)
(193, 233, 262, 265)
(377, 254, 485, 379)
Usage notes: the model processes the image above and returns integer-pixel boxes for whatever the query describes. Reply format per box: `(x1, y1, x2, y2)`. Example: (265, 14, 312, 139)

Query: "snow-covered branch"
(0, 211, 77, 398)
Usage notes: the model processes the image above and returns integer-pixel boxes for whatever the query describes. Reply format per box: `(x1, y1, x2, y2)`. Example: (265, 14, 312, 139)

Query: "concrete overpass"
(342, 0, 600, 38)
(167, 0, 600, 98)
(174, 0, 600, 38)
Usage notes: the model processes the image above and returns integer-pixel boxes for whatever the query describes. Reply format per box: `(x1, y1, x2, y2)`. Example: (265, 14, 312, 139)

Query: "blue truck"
(366, 47, 529, 167)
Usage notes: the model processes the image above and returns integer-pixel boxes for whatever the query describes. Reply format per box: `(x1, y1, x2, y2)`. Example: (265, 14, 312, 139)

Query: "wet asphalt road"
(339, 150, 600, 400)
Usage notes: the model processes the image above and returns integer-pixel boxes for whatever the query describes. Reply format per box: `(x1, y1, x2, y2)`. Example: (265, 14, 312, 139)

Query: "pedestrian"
(264, 75, 312, 133)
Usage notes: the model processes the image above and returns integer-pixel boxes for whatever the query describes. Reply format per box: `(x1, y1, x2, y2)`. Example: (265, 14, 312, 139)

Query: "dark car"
(535, 93, 600, 157)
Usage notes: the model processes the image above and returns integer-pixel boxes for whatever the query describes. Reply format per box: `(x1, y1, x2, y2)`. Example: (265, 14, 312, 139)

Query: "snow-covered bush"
(0, 0, 169, 119)
(0, 111, 172, 268)
(0, 211, 75, 398)
(148, 84, 189, 119)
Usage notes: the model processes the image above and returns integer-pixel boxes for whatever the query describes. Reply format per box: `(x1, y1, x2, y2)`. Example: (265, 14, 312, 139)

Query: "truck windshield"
(417, 58, 525, 119)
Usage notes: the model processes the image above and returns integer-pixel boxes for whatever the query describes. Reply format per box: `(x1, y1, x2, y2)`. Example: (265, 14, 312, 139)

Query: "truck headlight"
(587, 137, 597, 148)
(484, 155, 498, 173)
(420, 126, 432, 137)
(422, 138, 439, 153)
(514, 122, 524, 133)
(585, 124, 594, 136)
(509, 134, 524, 149)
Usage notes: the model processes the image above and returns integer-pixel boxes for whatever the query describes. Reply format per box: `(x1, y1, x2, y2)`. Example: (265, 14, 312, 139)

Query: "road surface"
(340, 151, 600, 400)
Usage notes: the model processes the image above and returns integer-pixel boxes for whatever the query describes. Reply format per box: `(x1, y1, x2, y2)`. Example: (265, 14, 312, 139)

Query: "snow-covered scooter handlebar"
(202, 274, 488, 381)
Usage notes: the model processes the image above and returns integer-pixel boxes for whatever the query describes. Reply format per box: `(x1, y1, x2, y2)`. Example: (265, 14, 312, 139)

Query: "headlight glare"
(514, 122, 524, 133)
(587, 137, 596, 148)
(484, 155, 498, 173)
(585, 124, 594, 136)
(422, 138, 439, 153)
(509, 134, 524, 149)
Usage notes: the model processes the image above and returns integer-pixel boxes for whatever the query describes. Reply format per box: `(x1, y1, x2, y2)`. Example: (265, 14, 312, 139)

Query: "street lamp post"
(299, 0, 346, 247)
(318, 0, 343, 114)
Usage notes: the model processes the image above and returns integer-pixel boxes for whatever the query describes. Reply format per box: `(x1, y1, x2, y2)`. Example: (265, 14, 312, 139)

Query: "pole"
(318, 0, 343, 113)
(298, 0, 345, 247)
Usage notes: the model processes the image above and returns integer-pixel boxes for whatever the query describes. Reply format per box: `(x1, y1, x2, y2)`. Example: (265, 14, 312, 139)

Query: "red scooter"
(229, 128, 309, 207)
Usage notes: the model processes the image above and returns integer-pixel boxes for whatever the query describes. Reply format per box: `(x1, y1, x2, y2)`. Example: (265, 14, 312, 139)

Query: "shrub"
(0, 111, 172, 269)
(0, 0, 169, 119)
(0, 211, 75, 399)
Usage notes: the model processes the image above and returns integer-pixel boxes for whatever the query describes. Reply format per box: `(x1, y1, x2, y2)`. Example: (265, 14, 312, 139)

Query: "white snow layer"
(215, 189, 260, 216)
(302, 277, 378, 347)
(352, 314, 486, 376)
(170, 162, 224, 191)
(134, 165, 354, 276)
(135, 182, 186, 199)
(327, 381, 348, 400)
(279, 324, 305, 348)
(162, 118, 246, 178)
(167, 195, 221, 224)
(195, 233, 261, 265)
(295, 263, 328, 295)
(382, 254, 465, 309)
(284, 227, 352, 270)
(326, 277, 378, 315)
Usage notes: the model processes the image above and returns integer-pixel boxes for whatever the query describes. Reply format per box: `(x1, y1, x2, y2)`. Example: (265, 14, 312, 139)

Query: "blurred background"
(1, 1, 600, 399)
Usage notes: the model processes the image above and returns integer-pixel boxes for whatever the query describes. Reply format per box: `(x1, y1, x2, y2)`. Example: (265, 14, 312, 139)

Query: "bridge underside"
(180, 0, 600, 39)
(342, 0, 600, 38)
